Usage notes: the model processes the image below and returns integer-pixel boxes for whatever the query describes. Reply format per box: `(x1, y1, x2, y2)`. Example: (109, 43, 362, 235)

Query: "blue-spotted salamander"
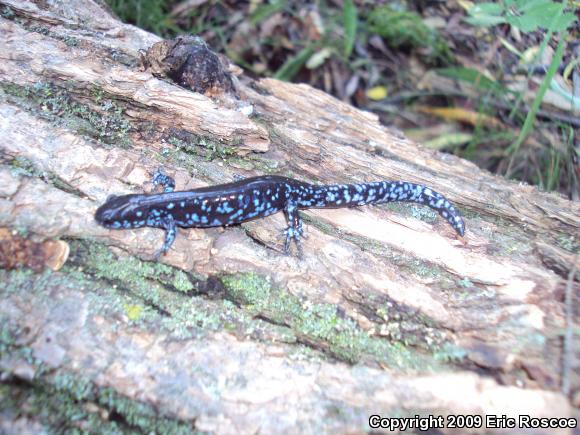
(95, 171, 465, 258)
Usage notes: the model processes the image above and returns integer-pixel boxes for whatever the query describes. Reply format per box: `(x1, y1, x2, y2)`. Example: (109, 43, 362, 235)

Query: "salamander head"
(95, 194, 149, 229)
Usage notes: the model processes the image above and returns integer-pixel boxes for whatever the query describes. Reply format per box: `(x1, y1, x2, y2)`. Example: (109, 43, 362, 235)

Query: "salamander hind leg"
(153, 215, 177, 260)
(151, 168, 176, 193)
(283, 201, 304, 256)
(295, 215, 306, 239)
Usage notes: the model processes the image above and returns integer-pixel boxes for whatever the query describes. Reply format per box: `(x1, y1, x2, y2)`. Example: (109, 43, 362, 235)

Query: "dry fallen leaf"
(366, 85, 388, 100)
(415, 105, 505, 129)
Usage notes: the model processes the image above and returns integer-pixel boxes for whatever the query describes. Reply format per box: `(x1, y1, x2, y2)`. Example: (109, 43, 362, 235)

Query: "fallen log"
(0, 0, 578, 433)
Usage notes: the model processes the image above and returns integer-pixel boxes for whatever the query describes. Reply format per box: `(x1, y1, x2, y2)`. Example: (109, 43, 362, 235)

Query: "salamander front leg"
(151, 168, 176, 193)
(153, 215, 177, 260)
(283, 202, 304, 256)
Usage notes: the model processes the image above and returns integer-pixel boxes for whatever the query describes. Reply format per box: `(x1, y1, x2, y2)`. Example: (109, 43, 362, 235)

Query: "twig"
(561, 256, 578, 396)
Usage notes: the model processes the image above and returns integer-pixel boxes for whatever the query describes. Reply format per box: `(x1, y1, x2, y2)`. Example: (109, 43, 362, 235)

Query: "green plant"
(465, 0, 576, 32)
(464, 0, 577, 190)
(367, 5, 453, 64)
(274, 46, 316, 81)
(106, 0, 180, 36)
(273, 0, 360, 81)
(250, 0, 287, 25)
(343, 0, 357, 57)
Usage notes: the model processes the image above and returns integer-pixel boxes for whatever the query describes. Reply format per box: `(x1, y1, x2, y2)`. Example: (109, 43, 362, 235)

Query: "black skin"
(95, 170, 465, 259)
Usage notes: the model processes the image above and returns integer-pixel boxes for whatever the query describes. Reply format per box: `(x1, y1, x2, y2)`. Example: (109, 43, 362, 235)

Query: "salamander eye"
(106, 194, 118, 203)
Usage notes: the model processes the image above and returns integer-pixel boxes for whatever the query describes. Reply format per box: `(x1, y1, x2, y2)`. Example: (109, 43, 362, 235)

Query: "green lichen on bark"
(220, 272, 449, 369)
(1, 81, 132, 147)
(64, 240, 296, 342)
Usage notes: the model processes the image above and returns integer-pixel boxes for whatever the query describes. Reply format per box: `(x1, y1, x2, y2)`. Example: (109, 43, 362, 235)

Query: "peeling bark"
(0, 0, 578, 433)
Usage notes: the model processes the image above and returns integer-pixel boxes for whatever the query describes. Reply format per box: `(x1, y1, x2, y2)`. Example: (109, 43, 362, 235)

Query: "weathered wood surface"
(0, 0, 578, 433)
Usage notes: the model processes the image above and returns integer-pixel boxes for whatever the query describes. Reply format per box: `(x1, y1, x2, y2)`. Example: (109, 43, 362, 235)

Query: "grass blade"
(507, 35, 566, 155)
(343, 0, 357, 57)
(274, 47, 315, 81)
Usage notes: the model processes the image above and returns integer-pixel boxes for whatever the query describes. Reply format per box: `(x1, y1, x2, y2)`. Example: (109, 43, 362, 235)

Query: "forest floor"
(106, 0, 579, 198)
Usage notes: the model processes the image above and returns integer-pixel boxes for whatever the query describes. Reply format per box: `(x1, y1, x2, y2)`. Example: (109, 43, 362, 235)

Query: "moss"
(0, 320, 30, 361)
(1, 81, 132, 148)
(124, 303, 145, 321)
(556, 234, 577, 253)
(5, 244, 375, 361)
(63, 240, 298, 344)
(221, 272, 273, 306)
(220, 272, 444, 369)
(0, 368, 196, 433)
(480, 224, 536, 260)
(380, 201, 438, 224)
(76, 240, 196, 294)
(374, 298, 448, 351)
(227, 156, 256, 171)
(0, 256, 293, 432)
(0, 267, 36, 294)
(26, 23, 80, 47)
(66, 240, 226, 335)
(153, 146, 211, 180)
(0, 247, 451, 430)
(151, 142, 241, 186)
(245, 155, 284, 174)
(0, 239, 297, 348)
(147, 127, 266, 179)
(2, 6, 134, 63)
(96, 386, 194, 434)
(432, 343, 468, 363)
(165, 129, 238, 162)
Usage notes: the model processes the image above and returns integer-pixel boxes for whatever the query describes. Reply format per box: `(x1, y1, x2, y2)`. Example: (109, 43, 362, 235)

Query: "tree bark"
(0, 1, 578, 433)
